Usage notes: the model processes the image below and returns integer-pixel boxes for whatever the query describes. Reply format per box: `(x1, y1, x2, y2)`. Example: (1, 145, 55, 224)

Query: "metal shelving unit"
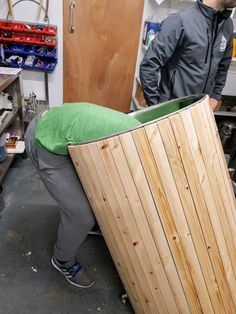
(0, 68, 24, 182)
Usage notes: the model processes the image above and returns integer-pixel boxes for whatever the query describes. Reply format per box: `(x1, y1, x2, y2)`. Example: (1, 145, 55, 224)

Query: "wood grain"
(69, 96, 236, 313)
(63, 0, 144, 111)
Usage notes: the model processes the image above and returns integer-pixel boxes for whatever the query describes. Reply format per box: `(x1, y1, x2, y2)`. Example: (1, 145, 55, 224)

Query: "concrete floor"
(0, 157, 133, 314)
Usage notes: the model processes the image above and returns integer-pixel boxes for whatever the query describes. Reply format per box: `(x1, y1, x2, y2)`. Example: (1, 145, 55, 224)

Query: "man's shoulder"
(177, 3, 199, 20)
(225, 17, 234, 35)
(164, 4, 199, 27)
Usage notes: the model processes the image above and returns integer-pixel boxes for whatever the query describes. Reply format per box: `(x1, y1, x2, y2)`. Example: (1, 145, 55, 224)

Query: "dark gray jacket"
(140, 0, 234, 106)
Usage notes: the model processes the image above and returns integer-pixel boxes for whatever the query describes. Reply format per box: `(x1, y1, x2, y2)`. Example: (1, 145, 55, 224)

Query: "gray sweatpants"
(24, 114, 95, 262)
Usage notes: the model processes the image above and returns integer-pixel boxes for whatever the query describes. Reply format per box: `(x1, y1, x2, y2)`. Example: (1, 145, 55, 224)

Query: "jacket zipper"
(203, 14, 227, 93)
(203, 15, 216, 93)
(205, 29, 210, 64)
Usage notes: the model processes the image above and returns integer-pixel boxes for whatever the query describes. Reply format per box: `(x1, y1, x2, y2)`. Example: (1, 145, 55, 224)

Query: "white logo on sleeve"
(220, 35, 227, 52)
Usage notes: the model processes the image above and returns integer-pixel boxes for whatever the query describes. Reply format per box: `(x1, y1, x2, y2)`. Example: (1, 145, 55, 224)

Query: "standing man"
(140, 0, 236, 110)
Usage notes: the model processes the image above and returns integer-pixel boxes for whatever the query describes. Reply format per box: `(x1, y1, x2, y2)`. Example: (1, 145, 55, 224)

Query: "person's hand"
(209, 97, 220, 111)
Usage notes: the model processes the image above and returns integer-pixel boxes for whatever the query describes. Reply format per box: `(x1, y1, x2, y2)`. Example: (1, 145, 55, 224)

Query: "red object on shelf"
(2, 35, 13, 42)
(0, 19, 57, 72)
(23, 24, 36, 33)
(13, 35, 24, 43)
(35, 26, 46, 34)
(24, 35, 35, 44)
(34, 36, 46, 45)
(45, 37, 57, 47)
(12, 23, 24, 32)
(1, 22, 12, 31)
(44, 26, 57, 36)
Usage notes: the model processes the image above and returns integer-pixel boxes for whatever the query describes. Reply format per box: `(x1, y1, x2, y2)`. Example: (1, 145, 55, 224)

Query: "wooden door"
(63, 0, 144, 112)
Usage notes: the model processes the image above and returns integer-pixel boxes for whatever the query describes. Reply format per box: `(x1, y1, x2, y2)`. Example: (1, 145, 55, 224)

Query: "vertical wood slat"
(132, 128, 204, 313)
(204, 103, 236, 226)
(120, 131, 190, 314)
(157, 118, 224, 313)
(170, 112, 235, 312)
(180, 108, 236, 311)
(144, 123, 213, 313)
(190, 103, 236, 270)
(105, 137, 171, 313)
(70, 144, 146, 314)
(69, 96, 236, 314)
(191, 104, 236, 260)
(91, 140, 158, 313)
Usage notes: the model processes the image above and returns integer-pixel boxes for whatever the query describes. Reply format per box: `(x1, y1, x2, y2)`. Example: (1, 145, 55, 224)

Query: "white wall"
(0, 0, 63, 107)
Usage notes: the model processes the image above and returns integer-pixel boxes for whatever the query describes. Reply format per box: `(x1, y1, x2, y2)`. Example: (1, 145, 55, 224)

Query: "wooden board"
(69, 95, 236, 313)
(63, 0, 144, 112)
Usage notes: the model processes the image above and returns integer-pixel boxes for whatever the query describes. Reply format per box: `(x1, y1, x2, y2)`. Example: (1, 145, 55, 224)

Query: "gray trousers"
(24, 114, 95, 262)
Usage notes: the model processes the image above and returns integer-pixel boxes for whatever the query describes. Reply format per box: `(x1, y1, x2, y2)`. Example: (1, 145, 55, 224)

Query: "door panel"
(63, 0, 144, 112)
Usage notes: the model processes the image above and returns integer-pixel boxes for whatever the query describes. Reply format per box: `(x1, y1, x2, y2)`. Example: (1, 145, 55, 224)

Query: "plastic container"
(44, 26, 57, 36)
(34, 58, 45, 70)
(1, 22, 12, 31)
(35, 24, 46, 34)
(3, 43, 11, 52)
(44, 37, 56, 47)
(146, 29, 156, 47)
(35, 46, 47, 56)
(12, 23, 24, 32)
(143, 16, 161, 46)
(34, 36, 45, 45)
(23, 55, 36, 69)
(45, 47, 57, 57)
(24, 24, 35, 33)
(2, 34, 14, 42)
(44, 61, 56, 71)
(24, 36, 35, 44)
(24, 45, 35, 55)
(13, 35, 24, 43)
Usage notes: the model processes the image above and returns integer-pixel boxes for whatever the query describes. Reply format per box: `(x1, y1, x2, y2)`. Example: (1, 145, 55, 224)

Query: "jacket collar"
(196, 0, 232, 20)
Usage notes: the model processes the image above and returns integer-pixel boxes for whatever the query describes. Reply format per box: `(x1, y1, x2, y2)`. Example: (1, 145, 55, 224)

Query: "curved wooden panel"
(69, 96, 236, 314)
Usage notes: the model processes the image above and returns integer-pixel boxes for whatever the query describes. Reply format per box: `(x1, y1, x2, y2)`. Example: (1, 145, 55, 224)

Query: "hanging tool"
(37, 0, 43, 20)
(44, 0, 49, 21)
(7, 0, 14, 20)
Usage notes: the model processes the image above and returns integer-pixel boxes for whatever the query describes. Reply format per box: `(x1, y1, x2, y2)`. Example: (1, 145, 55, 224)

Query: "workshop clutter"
(142, 16, 161, 47)
(0, 92, 13, 124)
(0, 91, 13, 162)
(233, 33, 236, 58)
(0, 20, 57, 71)
(0, 91, 23, 156)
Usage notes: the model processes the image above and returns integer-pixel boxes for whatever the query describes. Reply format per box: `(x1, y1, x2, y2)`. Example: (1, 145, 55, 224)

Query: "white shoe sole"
(51, 257, 94, 289)
(88, 230, 103, 236)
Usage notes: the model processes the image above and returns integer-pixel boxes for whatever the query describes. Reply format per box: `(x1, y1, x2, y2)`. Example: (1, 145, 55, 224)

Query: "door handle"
(69, 1, 76, 33)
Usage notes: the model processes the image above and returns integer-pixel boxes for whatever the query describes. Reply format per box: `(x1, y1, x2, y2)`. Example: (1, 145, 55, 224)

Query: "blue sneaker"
(51, 257, 94, 288)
